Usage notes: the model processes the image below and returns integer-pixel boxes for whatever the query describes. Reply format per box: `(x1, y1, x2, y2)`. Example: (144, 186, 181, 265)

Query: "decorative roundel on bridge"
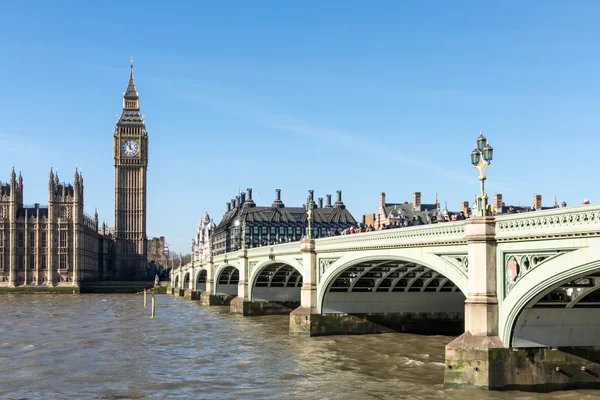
(507, 257, 520, 282)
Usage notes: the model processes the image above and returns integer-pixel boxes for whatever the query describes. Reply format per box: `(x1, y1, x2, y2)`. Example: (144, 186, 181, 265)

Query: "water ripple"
(1, 294, 599, 399)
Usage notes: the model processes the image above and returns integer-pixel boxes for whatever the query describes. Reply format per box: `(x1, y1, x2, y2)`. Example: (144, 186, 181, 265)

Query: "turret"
(8, 167, 21, 220)
(48, 168, 55, 196)
(74, 169, 81, 200)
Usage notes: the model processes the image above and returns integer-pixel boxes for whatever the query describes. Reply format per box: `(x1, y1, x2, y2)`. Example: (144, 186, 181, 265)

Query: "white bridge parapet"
(495, 204, 600, 241)
(315, 220, 467, 253)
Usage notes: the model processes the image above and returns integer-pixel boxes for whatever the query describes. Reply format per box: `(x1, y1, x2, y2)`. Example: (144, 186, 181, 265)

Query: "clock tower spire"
(113, 59, 149, 280)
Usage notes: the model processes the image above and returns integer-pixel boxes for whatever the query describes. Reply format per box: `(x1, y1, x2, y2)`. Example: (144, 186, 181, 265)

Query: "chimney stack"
(326, 194, 332, 208)
(412, 192, 421, 211)
(245, 188, 255, 207)
(272, 189, 284, 208)
(231, 198, 236, 209)
(461, 201, 469, 215)
(240, 191, 246, 205)
(226, 202, 231, 212)
(380, 192, 386, 207)
(307, 190, 316, 207)
(318, 197, 323, 208)
(334, 190, 345, 209)
(493, 193, 503, 214)
(533, 194, 542, 210)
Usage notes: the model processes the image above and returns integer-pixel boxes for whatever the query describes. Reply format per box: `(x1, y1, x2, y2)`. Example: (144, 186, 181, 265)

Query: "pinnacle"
(124, 62, 138, 100)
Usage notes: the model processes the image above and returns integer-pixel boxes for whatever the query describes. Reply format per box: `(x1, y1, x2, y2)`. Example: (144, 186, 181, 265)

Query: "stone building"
(113, 61, 149, 280)
(0, 169, 103, 286)
(375, 192, 442, 229)
(212, 189, 356, 255)
(0, 62, 154, 287)
(192, 212, 216, 262)
(148, 236, 170, 278)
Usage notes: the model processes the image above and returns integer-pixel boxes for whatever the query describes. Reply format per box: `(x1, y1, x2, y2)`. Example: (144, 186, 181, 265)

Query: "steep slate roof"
(213, 195, 356, 234)
(118, 64, 144, 125)
(124, 65, 139, 99)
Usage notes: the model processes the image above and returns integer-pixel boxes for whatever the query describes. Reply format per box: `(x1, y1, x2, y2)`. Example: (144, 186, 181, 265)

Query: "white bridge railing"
(175, 205, 600, 274)
(314, 221, 467, 252)
(495, 204, 600, 240)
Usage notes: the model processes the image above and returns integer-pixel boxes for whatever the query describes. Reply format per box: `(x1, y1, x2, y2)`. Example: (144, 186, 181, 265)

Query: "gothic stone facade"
(0, 169, 103, 286)
(0, 64, 150, 286)
(113, 63, 149, 280)
(192, 212, 216, 263)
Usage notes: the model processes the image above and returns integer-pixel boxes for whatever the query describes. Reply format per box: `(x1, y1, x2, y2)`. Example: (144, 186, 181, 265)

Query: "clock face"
(121, 139, 139, 157)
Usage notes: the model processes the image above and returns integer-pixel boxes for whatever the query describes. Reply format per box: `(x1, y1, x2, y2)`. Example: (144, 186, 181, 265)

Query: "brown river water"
(1, 294, 599, 399)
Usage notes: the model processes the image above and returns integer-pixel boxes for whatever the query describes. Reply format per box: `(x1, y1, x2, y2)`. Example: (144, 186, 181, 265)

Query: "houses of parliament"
(0, 63, 151, 287)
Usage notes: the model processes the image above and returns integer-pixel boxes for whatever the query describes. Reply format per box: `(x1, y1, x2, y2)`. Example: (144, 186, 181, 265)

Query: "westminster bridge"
(171, 204, 600, 391)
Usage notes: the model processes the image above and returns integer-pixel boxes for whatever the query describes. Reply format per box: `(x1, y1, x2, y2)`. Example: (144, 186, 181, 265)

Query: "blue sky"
(1, 1, 598, 253)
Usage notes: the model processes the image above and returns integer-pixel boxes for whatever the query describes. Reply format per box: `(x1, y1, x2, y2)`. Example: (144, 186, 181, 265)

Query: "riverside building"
(0, 61, 154, 288)
(211, 189, 356, 255)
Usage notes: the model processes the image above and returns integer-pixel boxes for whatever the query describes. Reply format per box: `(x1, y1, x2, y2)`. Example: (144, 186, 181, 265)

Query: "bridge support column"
(445, 216, 506, 389)
(184, 264, 200, 300)
(230, 249, 251, 314)
(289, 239, 320, 336)
(200, 258, 221, 306)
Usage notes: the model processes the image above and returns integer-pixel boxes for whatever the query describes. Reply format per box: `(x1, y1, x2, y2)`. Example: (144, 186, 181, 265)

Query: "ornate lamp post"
(304, 195, 314, 239)
(470, 130, 494, 217)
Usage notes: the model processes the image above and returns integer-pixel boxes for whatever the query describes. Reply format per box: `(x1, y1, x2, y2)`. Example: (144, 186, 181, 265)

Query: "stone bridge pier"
(444, 216, 505, 389)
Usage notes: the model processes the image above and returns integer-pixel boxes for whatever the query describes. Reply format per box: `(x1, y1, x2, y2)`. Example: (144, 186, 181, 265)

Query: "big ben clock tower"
(113, 60, 148, 280)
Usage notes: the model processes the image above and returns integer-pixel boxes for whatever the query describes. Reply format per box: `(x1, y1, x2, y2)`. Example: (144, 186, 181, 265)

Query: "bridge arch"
(501, 244, 600, 347)
(174, 275, 179, 289)
(215, 264, 239, 296)
(318, 254, 467, 313)
(317, 254, 467, 334)
(249, 259, 303, 302)
(183, 272, 190, 290)
(194, 268, 207, 292)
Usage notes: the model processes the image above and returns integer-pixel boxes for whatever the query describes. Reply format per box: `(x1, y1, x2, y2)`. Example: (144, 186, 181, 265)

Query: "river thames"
(1, 294, 599, 399)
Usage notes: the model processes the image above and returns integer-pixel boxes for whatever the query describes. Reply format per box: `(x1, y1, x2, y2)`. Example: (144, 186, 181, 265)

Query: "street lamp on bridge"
(470, 130, 494, 217)
(305, 194, 314, 239)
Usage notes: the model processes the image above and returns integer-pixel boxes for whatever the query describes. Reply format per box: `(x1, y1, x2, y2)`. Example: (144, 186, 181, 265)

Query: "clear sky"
(1, 1, 599, 254)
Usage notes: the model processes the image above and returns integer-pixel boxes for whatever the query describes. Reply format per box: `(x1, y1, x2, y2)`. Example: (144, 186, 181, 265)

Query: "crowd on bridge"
(234, 199, 596, 250)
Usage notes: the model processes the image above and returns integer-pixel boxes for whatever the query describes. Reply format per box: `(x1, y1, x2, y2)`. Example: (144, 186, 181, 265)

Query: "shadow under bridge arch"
(195, 269, 207, 292)
(507, 263, 600, 348)
(216, 265, 239, 296)
(320, 257, 466, 335)
(183, 272, 190, 290)
(250, 261, 303, 304)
